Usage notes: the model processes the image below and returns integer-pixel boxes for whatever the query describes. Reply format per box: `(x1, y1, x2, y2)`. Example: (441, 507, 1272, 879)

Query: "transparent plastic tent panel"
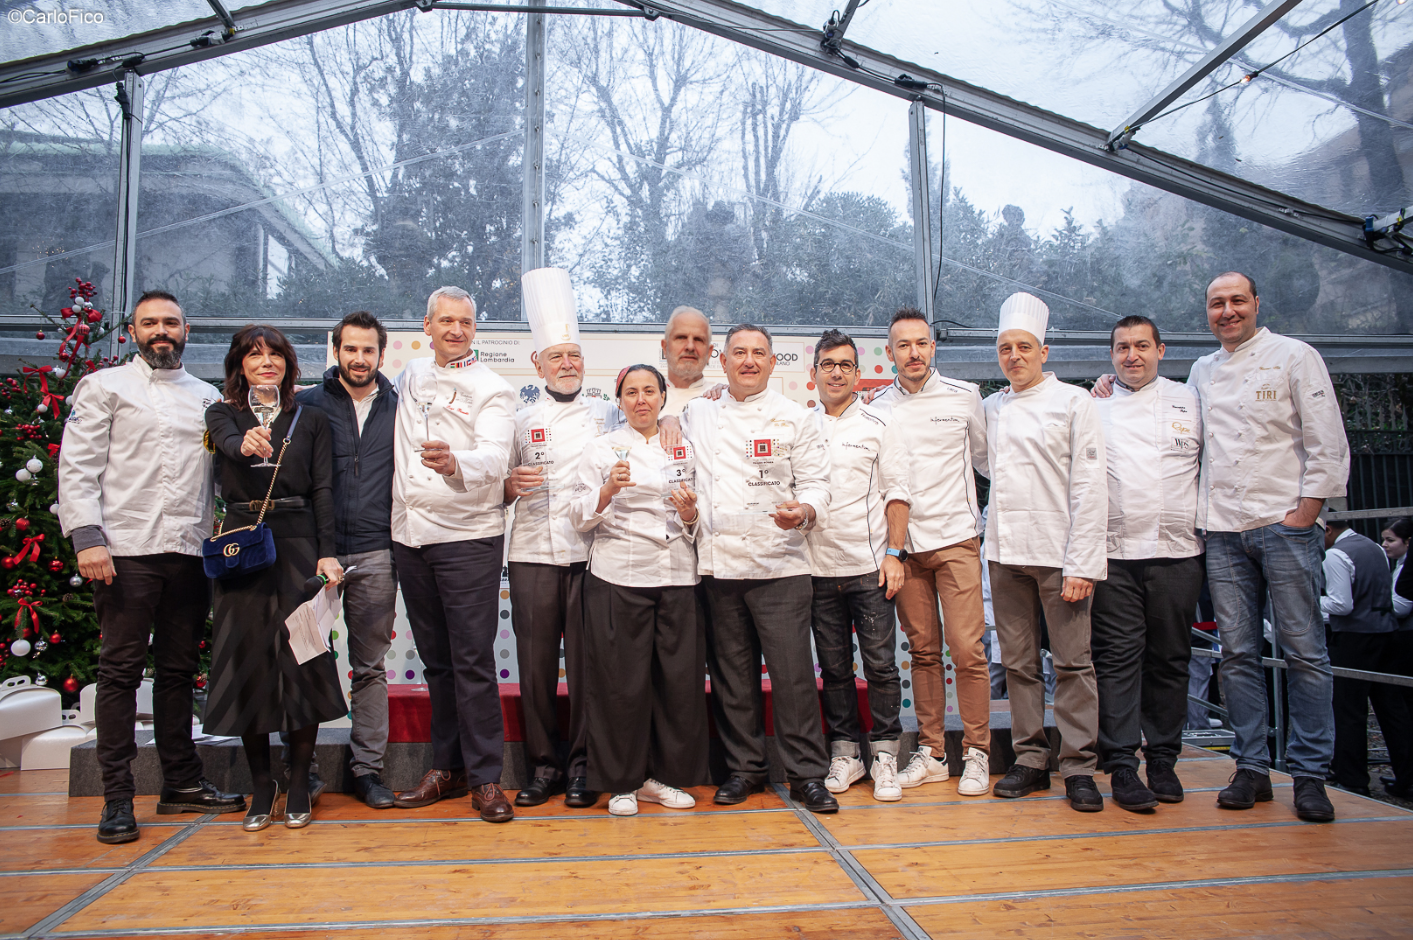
(129, 9, 526, 323)
(544, 13, 916, 326)
(0, 86, 119, 323)
(0, 1, 217, 65)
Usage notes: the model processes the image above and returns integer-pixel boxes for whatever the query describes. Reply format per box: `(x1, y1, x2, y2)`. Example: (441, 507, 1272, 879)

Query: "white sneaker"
(897, 746, 950, 788)
(871, 752, 902, 802)
(825, 754, 867, 793)
(608, 792, 638, 816)
(636, 778, 695, 809)
(956, 747, 990, 796)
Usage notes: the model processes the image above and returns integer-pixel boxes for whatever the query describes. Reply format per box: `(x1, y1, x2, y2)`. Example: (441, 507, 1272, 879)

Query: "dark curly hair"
(223, 324, 300, 412)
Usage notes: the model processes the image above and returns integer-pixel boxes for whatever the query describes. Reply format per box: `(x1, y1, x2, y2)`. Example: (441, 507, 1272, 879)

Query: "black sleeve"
(205, 402, 247, 460)
(309, 409, 336, 559)
(1397, 557, 1413, 602)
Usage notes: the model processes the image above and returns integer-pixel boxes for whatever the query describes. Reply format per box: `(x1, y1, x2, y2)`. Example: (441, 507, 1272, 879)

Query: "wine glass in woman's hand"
(248, 385, 280, 467)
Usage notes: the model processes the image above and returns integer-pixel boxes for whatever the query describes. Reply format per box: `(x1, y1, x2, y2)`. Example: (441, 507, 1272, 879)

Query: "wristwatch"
(794, 506, 816, 532)
(886, 547, 909, 563)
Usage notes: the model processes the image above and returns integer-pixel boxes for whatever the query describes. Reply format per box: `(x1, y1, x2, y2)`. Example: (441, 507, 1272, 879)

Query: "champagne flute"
(248, 385, 281, 467)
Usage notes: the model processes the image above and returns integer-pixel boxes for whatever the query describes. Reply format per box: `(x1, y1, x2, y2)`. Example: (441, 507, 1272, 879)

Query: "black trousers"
(394, 536, 505, 787)
(92, 553, 209, 801)
(1329, 630, 1413, 792)
(810, 572, 902, 747)
(702, 575, 829, 786)
(508, 561, 588, 781)
(1090, 555, 1204, 772)
(583, 573, 708, 793)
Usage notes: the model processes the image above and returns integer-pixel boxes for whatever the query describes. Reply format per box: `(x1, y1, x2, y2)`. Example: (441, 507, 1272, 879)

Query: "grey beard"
(138, 338, 184, 370)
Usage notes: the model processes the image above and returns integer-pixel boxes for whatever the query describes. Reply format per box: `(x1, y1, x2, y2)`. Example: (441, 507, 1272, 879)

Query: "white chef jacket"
(391, 355, 516, 548)
(59, 357, 220, 557)
(1095, 376, 1203, 560)
(1320, 527, 1357, 621)
(983, 373, 1108, 581)
(808, 397, 889, 578)
(1393, 557, 1412, 619)
(570, 426, 699, 588)
(680, 389, 831, 580)
(872, 370, 989, 552)
(1188, 327, 1348, 533)
(507, 391, 619, 566)
(662, 378, 709, 418)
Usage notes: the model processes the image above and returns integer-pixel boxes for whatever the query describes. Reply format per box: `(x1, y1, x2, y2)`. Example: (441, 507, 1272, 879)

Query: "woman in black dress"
(203, 325, 345, 830)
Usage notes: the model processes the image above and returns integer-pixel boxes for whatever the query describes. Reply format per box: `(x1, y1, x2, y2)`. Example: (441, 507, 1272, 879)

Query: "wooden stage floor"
(3, 747, 1412, 939)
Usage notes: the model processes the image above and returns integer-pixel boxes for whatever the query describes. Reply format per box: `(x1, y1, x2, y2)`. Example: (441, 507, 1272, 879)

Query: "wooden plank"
(0, 769, 69, 794)
(0, 794, 171, 828)
(63, 852, 865, 932)
(907, 875, 1413, 939)
(312, 787, 787, 823)
(0, 872, 106, 934)
(0, 825, 178, 872)
(855, 820, 1413, 900)
(154, 811, 819, 867)
(106, 908, 903, 940)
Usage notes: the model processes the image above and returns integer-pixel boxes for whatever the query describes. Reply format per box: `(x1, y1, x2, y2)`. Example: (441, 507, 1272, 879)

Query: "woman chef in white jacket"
(570, 364, 710, 816)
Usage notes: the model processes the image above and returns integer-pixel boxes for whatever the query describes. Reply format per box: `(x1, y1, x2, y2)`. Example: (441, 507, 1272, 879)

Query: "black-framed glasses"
(816, 360, 857, 374)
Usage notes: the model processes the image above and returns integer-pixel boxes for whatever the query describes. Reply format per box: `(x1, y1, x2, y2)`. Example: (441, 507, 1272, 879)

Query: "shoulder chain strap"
(215, 406, 302, 536)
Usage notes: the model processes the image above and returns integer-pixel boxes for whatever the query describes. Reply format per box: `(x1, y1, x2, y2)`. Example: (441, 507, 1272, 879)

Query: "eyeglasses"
(816, 360, 857, 374)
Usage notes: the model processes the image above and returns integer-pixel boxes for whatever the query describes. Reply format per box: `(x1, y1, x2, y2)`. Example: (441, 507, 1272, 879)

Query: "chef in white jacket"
(1090, 314, 1204, 812)
(502, 268, 619, 810)
(984, 292, 1108, 812)
(680, 322, 837, 813)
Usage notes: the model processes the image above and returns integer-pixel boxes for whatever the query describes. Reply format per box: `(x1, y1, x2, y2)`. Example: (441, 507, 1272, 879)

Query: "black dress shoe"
(352, 773, 396, 809)
(1379, 775, 1412, 799)
(156, 779, 246, 815)
(97, 798, 138, 844)
(515, 775, 565, 807)
(564, 776, 599, 808)
(713, 775, 764, 805)
(1217, 767, 1273, 809)
(992, 763, 1050, 798)
(789, 780, 839, 814)
(1109, 767, 1157, 812)
(1146, 761, 1184, 803)
(309, 772, 327, 807)
(1292, 776, 1336, 822)
(1065, 774, 1105, 812)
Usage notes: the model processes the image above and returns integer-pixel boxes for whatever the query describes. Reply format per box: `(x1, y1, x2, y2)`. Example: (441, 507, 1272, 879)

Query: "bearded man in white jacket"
(984, 293, 1108, 813)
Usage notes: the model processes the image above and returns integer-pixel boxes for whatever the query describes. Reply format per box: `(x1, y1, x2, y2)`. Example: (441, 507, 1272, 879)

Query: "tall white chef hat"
(522, 267, 580, 356)
(997, 291, 1050, 345)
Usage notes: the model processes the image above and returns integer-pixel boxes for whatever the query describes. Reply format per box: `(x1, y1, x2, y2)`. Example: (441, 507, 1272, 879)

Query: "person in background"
(504, 269, 618, 810)
(979, 507, 1008, 700)
(1384, 517, 1413, 798)
(571, 364, 708, 816)
(984, 293, 1108, 813)
(60, 289, 245, 845)
(203, 325, 346, 831)
(1090, 315, 1204, 812)
(295, 311, 399, 809)
(660, 306, 716, 417)
(390, 287, 517, 823)
(805, 329, 904, 802)
(1322, 517, 1413, 796)
(871, 308, 993, 798)
(681, 323, 837, 813)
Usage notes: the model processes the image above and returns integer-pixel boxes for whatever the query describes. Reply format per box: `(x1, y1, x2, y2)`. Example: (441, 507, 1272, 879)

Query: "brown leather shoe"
(471, 782, 515, 823)
(393, 769, 468, 808)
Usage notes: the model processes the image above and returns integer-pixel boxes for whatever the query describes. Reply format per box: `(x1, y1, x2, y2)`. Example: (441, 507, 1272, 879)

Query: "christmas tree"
(0, 279, 191, 702)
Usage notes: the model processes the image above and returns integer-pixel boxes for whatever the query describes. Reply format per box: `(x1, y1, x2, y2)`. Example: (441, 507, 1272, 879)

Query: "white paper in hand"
(286, 584, 342, 665)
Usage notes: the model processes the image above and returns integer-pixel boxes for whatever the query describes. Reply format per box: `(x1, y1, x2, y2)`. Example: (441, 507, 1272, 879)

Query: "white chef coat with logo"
(872, 370, 989, 553)
(1095, 376, 1203, 560)
(59, 358, 220, 557)
(570, 426, 699, 588)
(681, 389, 831, 580)
(507, 392, 619, 566)
(391, 355, 516, 548)
(983, 373, 1108, 580)
(808, 397, 889, 578)
(1188, 327, 1348, 533)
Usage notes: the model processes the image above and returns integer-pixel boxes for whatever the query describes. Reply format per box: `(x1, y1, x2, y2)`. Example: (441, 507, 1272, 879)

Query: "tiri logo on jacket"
(530, 428, 548, 444)
(753, 439, 772, 457)
(672, 446, 688, 461)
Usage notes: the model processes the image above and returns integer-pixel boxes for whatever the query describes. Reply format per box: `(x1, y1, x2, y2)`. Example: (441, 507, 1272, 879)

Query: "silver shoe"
(283, 811, 312, 829)
(242, 784, 283, 832)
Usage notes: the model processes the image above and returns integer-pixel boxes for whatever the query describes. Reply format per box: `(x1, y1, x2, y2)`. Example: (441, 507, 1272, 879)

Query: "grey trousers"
(702, 575, 829, 786)
(1090, 555, 1203, 772)
(990, 563, 1099, 777)
(341, 549, 398, 778)
(508, 561, 589, 781)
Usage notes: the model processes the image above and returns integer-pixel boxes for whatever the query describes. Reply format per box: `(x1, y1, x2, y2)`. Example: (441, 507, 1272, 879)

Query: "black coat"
(295, 367, 397, 556)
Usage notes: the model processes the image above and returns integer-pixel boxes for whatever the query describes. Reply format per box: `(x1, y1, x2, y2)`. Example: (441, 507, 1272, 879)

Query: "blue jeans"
(1205, 524, 1334, 777)
(810, 573, 902, 752)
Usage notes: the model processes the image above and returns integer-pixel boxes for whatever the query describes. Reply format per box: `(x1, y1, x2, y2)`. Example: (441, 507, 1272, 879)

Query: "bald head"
(662, 305, 714, 387)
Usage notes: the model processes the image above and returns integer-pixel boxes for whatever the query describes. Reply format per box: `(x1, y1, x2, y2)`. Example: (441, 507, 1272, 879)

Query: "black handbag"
(203, 406, 303, 580)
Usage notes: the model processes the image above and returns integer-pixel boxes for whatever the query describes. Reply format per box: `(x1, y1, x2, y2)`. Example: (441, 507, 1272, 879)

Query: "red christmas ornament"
(3, 559, 16, 570)
(49, 632, 60, 644)
(14, 518, 29, 532)
(35, 331, 45, 341)
(117, 335, 127, 344)
(86, 310, 101, 324)
(48, 560, 63, 573)
(194, 676, 207, 690)
(62, 676, 78, 694)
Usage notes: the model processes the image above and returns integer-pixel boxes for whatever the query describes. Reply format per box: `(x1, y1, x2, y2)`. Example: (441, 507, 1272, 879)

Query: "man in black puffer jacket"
(297, 311, 400, 808)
